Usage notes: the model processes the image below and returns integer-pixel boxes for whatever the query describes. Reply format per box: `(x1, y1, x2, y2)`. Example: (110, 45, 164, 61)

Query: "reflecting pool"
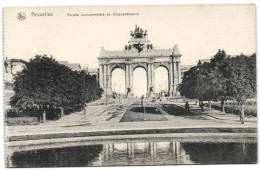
(7, 138, 257, 167)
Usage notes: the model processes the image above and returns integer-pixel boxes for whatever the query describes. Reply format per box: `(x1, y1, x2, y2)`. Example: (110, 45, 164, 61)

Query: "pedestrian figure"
(141, 95, 144, 107)
(112, 92, 117, 104)
(185, 101, 190, 112)
(83, 103, 87, 115)
(200, 101, 204, 111)
(239, 110, 242, 122)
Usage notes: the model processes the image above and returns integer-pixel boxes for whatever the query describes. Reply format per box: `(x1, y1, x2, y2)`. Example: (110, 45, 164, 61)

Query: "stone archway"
(98, 25, 182, 98)
(111, 67, 125, 95)
(133, 66, 147, 97)
(154, 66, 169, 96)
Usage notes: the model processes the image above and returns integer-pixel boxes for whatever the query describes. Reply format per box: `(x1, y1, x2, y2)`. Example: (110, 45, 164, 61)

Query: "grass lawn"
(120, 105, 167, 122)
(161, 104, 194, 116)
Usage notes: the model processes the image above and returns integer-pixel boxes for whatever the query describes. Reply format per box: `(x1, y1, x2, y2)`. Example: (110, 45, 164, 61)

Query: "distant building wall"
(57, 61, 81, 71)
(4, 59, 27, 109)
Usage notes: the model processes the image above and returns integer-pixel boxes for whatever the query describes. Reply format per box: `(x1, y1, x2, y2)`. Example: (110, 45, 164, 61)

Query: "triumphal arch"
(98, 25, 182, 98)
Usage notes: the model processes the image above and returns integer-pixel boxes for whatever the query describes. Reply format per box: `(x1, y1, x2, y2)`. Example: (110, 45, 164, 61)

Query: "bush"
(211, 104, 257, 117)
(6, 117, 39, 126)
(6, 108, 62, 120)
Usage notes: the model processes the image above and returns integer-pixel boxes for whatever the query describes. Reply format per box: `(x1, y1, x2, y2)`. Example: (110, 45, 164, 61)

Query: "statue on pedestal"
(131, 25, 148, 38)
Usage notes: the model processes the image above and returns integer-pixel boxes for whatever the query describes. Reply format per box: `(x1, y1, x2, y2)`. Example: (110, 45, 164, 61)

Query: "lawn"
(120, 105, 167, 122)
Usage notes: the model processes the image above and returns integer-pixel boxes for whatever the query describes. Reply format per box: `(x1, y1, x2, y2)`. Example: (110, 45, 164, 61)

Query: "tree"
(228, 54, 256, 124)
(195, 61, 217, 108)
(10, 55, 103, 122)
(178, 66, 198, 99)
(178, 50, 256, 124)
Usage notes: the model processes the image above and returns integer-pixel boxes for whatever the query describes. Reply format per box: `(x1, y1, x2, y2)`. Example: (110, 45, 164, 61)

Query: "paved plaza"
(6, 98, 257, 139)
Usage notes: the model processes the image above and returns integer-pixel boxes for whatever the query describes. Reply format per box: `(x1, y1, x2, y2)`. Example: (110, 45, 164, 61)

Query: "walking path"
(173, 103, 257, 124)
(5, 99, 257, 144)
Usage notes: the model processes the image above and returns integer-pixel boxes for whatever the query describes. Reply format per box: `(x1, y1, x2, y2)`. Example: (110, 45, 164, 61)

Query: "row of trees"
(179, 50, 256, 124)
(10, 55, 103, 122)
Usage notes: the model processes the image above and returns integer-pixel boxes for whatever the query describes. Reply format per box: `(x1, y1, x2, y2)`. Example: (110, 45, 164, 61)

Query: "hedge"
(208, 104, 257, 117)
(6, 117, 39, 126)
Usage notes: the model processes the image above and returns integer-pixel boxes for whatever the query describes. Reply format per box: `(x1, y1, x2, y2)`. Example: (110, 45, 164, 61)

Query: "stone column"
(146, 66, 149, 97)
(173, 62, 178, 96)
(107, 64, 110, 87)
(177, 61, 181, 96)
(151, 63, 155, 87)
(129, 64, 133, 97)
(125, 64, 129, 94)
(151, 63, 155, 97)
(99, 64, 103, 88)
(102, 64, 107, 98)
(103, 64, 107, 88)
(177, 61, 181, 85)
(147, 63, 150, 85)
(107, 64, 112, 96)
(169, 62, 174, 96)
(147, 63, 151, 97)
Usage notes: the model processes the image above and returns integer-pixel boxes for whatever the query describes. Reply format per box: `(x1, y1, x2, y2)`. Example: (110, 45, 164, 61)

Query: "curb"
(8, 127, 257, 142)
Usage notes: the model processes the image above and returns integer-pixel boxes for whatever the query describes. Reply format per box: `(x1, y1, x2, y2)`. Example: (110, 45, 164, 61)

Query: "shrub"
(211, 104, 257, 117)
(6, 117, 39, 126)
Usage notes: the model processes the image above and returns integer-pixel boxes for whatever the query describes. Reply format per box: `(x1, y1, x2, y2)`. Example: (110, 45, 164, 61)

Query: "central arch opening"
(133, 67, 147, 97)
(111, 68, 125, 95)
(155, 66, 169, 97)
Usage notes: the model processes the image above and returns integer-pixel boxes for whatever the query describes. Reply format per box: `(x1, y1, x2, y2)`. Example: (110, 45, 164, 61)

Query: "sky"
(4, 5, 256, 69)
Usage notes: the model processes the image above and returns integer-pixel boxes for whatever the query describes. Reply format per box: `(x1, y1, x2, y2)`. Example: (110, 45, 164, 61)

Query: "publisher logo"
(17, 12, 26, 21)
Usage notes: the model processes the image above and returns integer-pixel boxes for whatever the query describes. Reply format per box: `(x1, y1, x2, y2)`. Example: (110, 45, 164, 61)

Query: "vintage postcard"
(3, 5, 257, 167)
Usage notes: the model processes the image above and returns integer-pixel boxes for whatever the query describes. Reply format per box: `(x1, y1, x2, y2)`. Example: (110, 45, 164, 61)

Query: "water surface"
(7, 137, 257, 167)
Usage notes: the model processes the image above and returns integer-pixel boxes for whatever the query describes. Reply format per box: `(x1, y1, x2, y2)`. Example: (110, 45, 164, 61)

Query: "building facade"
(98, 26, 182, 98)
(57, 61, 81, 71)
(4, 58, 27, 109)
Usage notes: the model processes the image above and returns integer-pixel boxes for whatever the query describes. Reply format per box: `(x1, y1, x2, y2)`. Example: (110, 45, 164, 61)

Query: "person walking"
(185, 101, 190, 112)
(200, 101, 204, 111)
(141, 95, 144, 107)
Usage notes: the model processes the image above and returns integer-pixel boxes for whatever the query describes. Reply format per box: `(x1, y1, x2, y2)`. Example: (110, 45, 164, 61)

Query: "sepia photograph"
(3, 4, 257, 168)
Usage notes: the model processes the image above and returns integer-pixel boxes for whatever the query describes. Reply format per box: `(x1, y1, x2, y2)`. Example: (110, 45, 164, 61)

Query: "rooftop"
(58, 61, 81, 71)
(88, 68, 98, 73)
(99, 47, 180, 58)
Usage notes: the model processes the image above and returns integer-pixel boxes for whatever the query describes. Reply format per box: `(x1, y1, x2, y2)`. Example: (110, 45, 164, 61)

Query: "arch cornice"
(109, 63, 126, 74)
(132, 62, 148, 72)
(154, 62, 170, 72)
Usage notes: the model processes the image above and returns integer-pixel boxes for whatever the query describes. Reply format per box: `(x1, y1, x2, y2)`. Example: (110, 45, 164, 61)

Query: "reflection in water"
(9, 140, 257, 167)
(182, 142, 257, 164)
(10, 145, 103, 167)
